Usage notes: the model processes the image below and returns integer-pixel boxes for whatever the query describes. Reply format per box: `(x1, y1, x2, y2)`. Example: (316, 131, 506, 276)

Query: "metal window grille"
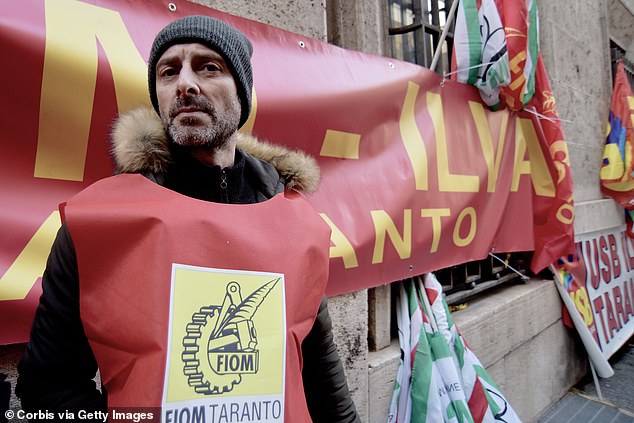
(388, 0, 455, 75)
(437, 252, 532, 305)
(610, 39, 634, 87)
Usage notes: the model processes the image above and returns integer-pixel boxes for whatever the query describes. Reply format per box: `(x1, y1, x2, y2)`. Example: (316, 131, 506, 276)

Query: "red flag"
(524, 55, 575, 272)
(495, 0, 539, 111)
(600, 60, 634, 207)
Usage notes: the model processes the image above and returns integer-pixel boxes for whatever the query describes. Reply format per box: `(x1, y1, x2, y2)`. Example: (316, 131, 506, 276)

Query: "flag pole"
(416, 276, 439, 333)
(589, 359, 604, 401)
(430, 0, 460, 73)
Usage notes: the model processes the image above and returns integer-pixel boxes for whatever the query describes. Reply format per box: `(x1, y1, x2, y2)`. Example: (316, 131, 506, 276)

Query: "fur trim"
(235, 132, 320, 194)
(111, 108, 170, 175)
(111, 107, 320, 193)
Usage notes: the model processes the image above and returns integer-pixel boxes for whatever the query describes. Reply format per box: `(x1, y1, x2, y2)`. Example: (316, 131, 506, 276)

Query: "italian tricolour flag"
(388, 274, 522, 423)
(453, 0, 539, 111)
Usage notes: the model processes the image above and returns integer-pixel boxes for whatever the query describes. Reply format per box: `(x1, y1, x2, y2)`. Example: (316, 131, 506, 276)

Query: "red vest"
(63, 174, 331, 422)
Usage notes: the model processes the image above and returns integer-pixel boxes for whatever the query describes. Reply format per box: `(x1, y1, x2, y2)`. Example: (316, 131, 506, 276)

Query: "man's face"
(155, 43, 241, 149)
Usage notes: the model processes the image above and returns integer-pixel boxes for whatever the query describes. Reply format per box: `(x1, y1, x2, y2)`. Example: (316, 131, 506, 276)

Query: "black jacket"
(17, 108, 359, 422)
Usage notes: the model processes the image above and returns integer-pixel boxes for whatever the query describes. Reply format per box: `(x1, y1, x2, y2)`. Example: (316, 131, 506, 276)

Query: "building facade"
(1, 1, 634, 422)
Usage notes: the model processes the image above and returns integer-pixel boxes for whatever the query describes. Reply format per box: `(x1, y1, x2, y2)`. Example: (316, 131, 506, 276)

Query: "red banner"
(0, 0, 573, 344)
(524, 55, 575, 271)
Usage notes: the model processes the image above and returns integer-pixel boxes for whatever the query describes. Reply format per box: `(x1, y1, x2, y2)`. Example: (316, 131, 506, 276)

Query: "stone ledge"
(484, 319, 587, 421)
(573, 199, 623, 236)
(368, 340, 400, 423)
(452, 278, 563, 368)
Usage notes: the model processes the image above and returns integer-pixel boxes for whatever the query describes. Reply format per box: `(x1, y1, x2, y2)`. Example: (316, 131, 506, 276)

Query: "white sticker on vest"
(162, 264, 286, 422)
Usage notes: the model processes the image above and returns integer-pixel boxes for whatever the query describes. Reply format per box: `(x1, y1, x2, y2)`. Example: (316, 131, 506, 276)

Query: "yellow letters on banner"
(320, 130, 361, 159)
(371, 210, 412, 264)
(511, 124, 530, 191)
(427, 92, 480, 192)
(319, 214, 359, 269)
(400, 82, 429, 190)
(508, 51, 527, 92)
(453, 207, 477, 247)
(0, 212, 61, 300)
(470, 102, 509, 192)
(557, 199, 575, 225)
(421, 208, 451, 253)
(571, 287, 594, 327)
(35, 0, 148, 181)
(549, 140, 570, 184)
(512, 118, 555, 196)
(239, 88, 257, 136)
(322, 206, 477, 266)
(400, 80, 559, 198)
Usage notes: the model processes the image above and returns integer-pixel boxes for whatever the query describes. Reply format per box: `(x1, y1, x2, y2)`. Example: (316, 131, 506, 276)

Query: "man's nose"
(176, 67, 200, 97)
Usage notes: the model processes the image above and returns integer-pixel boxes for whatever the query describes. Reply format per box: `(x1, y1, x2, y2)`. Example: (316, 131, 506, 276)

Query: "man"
(17, 15, 359, 422)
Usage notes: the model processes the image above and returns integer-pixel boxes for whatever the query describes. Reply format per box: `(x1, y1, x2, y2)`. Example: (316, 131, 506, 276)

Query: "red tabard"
(63, 173, 331, 421)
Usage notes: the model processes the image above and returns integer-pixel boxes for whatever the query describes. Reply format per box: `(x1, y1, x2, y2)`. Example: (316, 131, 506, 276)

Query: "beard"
(162, 95, 241, 149)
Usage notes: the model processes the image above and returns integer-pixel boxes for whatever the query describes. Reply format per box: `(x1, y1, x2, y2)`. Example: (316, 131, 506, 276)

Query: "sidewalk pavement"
(535, 338, 634, 423)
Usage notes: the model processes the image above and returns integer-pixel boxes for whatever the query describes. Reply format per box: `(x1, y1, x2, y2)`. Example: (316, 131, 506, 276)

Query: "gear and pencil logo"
(182, 278, 279, 395)
(163, 265, 286, 406)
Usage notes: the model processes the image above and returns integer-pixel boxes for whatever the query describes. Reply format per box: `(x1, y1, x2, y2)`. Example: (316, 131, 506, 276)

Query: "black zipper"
(219, 169, 229, 203)
(220, 170, 228, 190)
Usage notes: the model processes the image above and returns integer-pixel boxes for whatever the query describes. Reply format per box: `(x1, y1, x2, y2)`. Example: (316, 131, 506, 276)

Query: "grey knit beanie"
(148, 15, 253, 128)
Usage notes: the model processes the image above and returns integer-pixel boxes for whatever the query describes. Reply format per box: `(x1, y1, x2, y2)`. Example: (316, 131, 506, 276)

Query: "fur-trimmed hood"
(110, 107, 320, 194)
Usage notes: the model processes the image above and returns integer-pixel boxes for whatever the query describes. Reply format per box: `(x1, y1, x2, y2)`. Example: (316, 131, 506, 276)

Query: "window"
(388, 0, 455, 74)
(610, 39, 634, 87)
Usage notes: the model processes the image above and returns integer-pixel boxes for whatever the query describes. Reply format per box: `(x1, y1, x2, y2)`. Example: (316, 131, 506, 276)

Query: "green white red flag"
(389, 278, 445, 422)
(453, 0, 539, 111)
(453, 0, 510, 108)
(389, 274, 521, 422)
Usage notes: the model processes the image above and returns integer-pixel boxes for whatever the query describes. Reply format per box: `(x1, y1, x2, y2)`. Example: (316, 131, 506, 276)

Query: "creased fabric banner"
(523, 54, 575, 272)
(600, 60, 634, 209)
(1, 0, 573, 344)
(551, 225, 634, 377)
(388, 275, 521, 423)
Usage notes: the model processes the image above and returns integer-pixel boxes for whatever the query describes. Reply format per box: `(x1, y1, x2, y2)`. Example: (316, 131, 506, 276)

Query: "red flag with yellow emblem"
(523, 55, 575, 272)
(495, 0, 539, 111)
(600, 60, 634, 207)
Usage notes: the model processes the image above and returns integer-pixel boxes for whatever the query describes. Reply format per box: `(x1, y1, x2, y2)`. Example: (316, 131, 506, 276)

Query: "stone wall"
(537, 0, 629, 237)
(609, 0, 634, 54)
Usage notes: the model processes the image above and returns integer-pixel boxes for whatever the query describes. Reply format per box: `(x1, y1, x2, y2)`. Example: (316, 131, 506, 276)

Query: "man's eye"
(160, 67, 178, 77)
(203, 63, 220, 72)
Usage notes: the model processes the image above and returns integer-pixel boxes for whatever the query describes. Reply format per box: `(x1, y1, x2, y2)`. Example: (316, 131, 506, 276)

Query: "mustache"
(169, 96, 214, 119)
